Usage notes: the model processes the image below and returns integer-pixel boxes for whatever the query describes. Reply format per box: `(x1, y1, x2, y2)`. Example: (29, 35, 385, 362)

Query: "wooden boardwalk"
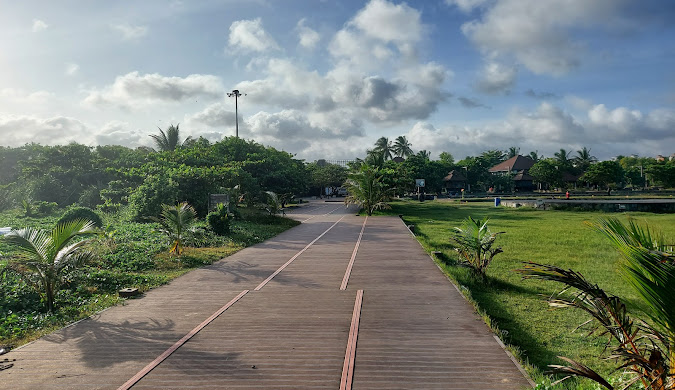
(2, 201, 533, 389)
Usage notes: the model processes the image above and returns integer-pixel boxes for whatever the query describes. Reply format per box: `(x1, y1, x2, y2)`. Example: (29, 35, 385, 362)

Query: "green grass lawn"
(380, 200, 675, 389)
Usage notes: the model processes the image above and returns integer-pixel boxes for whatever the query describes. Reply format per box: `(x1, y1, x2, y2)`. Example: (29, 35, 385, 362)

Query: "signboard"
(208, 194, 230, 212)
(415, 179, 425, 187)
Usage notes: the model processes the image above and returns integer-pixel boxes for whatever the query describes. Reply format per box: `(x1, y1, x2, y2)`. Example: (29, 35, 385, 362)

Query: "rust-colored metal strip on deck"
(340, 216, 367, 290)
(301, 204, 343, 223)
(254, 215, 346, 291)
(340, 289, 364, 390)
(117, 289, 249, 390)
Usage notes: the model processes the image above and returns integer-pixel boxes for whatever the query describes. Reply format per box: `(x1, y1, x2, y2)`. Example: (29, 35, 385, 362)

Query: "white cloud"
(445, 0, 492, 13)
(95, 121, 144, 147)
(228, 18, 279, 52)
(65, 63, 79, 76)
(476, 61, 517, 94)
(0, 88, 54, 105)
(111, 23, 148, 40)
(352, 0, 422, 44)
(186, 102, 236, 128)
(460, 0, 624, 75)
(32, 19, 48, 32)
(0, 115, 90, 146)
(83, 71, 224, 109)
(296, 19, 320, 49)
(401, 102, 675, 161)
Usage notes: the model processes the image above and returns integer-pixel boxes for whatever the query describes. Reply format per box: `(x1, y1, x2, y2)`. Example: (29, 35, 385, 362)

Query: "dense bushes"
(58, 207, 103, 228)
(127, 175, 178, 221)
(207, 204, 231, 235)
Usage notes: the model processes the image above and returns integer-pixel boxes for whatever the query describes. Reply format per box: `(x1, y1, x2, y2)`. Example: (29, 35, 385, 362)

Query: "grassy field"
(380, 200, 675, 389)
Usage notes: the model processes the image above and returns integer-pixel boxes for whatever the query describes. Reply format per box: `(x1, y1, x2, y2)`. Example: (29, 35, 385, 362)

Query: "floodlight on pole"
(227, 89, 245, 138)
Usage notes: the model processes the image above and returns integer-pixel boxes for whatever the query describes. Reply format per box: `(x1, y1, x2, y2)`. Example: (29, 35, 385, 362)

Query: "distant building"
(489, 155, 536, 191)
(442, 170, 467, 191)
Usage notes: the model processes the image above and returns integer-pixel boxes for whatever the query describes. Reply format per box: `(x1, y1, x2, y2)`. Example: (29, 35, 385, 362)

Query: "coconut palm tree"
(529, 151, 542, 162)
(149, 124, 193, 151)
(518, 218, 675, 390)
(4, 219, 99, 312)
(373, 137, 394, 161)
(554, 148, 573, 170)
(449, 217, 504, 279)
(393, 136, 414, 158)
(506, 146, 520, 159)
(154, 202, 197, 255)
(343, 164, 391, 216)
(574, 147, 598, 172)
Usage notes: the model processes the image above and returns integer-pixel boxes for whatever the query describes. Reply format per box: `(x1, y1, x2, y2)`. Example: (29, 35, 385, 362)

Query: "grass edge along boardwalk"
(2, 200, 533, 389)
(382, 199, 675, 389)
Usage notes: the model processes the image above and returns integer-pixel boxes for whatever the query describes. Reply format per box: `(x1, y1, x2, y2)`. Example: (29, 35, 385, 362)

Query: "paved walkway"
(2, 201, 533, 389)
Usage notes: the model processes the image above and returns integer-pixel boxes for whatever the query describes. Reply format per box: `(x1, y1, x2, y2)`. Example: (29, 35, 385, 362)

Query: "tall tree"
(150, 124, 192, 151)
(554, 148, 573, 171)
(573, 147, 598, 172)
(373, 137, 394, 161)
(582, 160, 624, 190)
(393, 136, 413, 158)
(506, 146, 520, 159)
(529, 150, 542, 162)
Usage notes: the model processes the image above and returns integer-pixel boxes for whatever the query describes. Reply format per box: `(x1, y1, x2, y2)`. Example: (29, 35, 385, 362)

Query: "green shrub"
(206, 204, 230, 235)
(58, 207, 103, 228)
(34, 201, 58, 216)
(128, 175, 178, 221)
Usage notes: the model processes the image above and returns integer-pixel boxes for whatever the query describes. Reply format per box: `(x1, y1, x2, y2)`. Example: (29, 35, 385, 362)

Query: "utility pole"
(227, 89, 245, 138)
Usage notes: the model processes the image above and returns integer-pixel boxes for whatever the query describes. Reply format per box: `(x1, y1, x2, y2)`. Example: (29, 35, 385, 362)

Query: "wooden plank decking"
(2, 200, 533, 389)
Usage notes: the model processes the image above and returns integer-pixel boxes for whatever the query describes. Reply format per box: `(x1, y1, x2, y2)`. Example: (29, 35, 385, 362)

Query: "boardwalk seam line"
(301, 204, 342, 223)
(254, 215, 346, 291)
(117, 289, 249, 390)
(340, 216, 367, 290)
(340, 289, 364, 390)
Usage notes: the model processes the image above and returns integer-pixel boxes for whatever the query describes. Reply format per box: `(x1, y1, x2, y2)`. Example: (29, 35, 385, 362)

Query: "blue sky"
(1, 0, 673, 161)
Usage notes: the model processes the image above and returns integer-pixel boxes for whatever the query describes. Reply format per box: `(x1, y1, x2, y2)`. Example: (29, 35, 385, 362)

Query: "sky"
(1, 0, 674, 162)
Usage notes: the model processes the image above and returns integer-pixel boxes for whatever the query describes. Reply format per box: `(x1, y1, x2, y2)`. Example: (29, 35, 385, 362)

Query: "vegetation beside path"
(0, 206, 299, 348)
(378, 200, 675, 389)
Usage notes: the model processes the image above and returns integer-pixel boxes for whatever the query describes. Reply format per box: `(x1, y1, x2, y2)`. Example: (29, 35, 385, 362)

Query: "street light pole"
(227, 89, 245, 138)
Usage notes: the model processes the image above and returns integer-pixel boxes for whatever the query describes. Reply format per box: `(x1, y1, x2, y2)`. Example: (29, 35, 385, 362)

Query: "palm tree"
(365, 149, 386, 168)
(518, 218, 675, 390)
(373, 137, 393, 161)
(417, 150, 431, 160)
(154, 202, 197, 255)
(449, 217, 504, 279)
(149, 124, 192, 151)
(574, 147, 598, 171)
(343, 164, 391, 216)
(554, 148, 572, 170)
(4, 219, 99, 312)
(506, 146, 520, 159)
(529, 151, 542, 162)
(393, 136, 413, 158)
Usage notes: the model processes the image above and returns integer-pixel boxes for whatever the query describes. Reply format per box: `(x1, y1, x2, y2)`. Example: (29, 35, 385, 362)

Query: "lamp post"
(227, 89, 245, 138)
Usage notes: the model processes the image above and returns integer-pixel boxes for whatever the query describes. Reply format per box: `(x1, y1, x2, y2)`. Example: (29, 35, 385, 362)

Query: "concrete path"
(2, 200, 533, 389)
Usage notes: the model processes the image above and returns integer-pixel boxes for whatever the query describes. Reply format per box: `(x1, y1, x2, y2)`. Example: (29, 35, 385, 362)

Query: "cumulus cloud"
(65, 63, 79, 76)
(83, 71, 224, 109)
(0, 88, 54, 104)
(445, 0, 492, 13)
(476, 61, 517, 94)
(352, 0, 423, 44)
(95, 121, 144, 147)
(296, 19, 320, 49)
(186, 102, 236, 128)
(228, 18, 279, 52)
(0, 115, 91, 146)
(459, 0, 626, 76)
(457, 96, 487, 109)
(32, 19, 48, 32)
(111, 23, 148, 40)
(400, 102, 675, 161)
